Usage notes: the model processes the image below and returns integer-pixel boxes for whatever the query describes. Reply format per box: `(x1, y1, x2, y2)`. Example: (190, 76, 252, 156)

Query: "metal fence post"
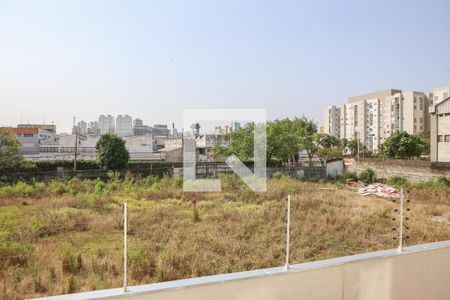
(398, 189, 404, 252)
(124, 202, 128, 292)
(285, 195, 291, 271)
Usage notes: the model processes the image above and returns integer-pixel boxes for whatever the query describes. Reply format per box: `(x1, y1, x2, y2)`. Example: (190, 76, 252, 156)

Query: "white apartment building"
(323, 105, 346, 138)
(324, 89, 430, 152)
(98, 115, 115, 135)
(430, 85, 450, 106)
(116, 115, 133, 136)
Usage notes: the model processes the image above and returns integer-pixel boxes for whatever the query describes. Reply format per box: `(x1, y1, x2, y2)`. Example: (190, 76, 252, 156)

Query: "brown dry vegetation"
(0, 174, 449, 299)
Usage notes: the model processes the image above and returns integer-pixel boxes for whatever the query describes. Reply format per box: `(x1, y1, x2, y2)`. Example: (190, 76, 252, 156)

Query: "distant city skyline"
(1, 1, 450, 133)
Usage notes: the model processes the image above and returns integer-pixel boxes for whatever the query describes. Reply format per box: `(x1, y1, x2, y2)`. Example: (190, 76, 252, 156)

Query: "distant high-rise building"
(87, 121, 100, 136)
(214, 126, 224, 135)
(153, 124, 170, 137)
(98, 115, 115, 135)
(190, 123, 200, 137)
(171, 123, 178, 136)
(73, 121, 88, 135)
(323, 89, 430, 152)
(224, 125, 231, 134)
(231, 121, 241, 132)
(133, 118, 143, 127)
(116, 115, 133, 136)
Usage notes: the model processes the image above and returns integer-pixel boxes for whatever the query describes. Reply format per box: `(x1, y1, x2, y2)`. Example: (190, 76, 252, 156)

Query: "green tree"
(379, 131, 426, 159)
(0, 129, 23, 169)
(213, 117, 320, 165)
(294, 117, 318, 165)
(266, 119, 298, 162)
(213, 123, 255, 162)
(315, 133, 342, 166)
(95, 134, 130, 171)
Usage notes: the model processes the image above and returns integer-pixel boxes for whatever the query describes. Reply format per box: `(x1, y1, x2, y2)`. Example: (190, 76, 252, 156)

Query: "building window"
(444, 92, 449, 99)
(445, 135, 450, 142)
(438, 135, 443, 142)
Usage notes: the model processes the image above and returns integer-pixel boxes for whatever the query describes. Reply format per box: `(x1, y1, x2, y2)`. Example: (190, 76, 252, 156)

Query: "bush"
(30, 208, 88, 237)
(436, 176, 450, 187)
(59, 243, 82, 274)
(128, 245, 155, 279)
(385, 176, 409, 187)
(359, 168, 376, 183)
(0, 241, 34, 267)
(143, 175, 159, 187)
(272, 171, 285, 180)
(48, 181, 70, 195)
(219, 174, 243, 191)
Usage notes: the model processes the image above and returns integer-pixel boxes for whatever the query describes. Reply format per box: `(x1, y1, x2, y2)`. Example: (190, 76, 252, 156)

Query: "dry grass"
(0, 176, 449, 299)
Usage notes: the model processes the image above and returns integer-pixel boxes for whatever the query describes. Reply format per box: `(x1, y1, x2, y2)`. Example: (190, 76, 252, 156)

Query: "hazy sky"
(1, 0, 450, 133)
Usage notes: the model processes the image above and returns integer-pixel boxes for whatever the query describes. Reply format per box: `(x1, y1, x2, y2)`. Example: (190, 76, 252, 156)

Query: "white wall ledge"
(32, 240, 450, 300)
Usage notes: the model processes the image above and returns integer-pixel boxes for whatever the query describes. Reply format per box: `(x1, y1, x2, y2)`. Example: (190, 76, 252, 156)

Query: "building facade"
(98, 115, 115, 135)
(17, 124, 56, 134)
(323, 89, 430, 152)
(0, 127, 57, 155)
(430, 85, 450, 107)
(116, 115, 133, 136)
(430, 96, 450, 162)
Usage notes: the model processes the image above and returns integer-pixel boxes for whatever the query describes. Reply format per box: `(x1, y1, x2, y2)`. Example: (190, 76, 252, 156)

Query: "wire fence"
(0, 189, 417, 299)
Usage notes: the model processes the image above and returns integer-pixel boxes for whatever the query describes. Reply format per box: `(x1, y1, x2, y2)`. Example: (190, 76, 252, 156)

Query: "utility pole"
(73, 117, 78, 171)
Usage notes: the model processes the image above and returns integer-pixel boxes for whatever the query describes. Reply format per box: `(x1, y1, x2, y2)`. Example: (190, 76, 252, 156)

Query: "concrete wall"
(437, 115, 450, 162)
(345, 158, 450, 182)
(36, 241, 450, 300)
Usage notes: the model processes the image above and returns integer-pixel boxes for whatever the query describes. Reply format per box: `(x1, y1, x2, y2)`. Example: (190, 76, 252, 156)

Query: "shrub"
(59, 243, 82, 274)
(436, 176, 450, 187)
(14, 181, 35, 197)
(143, 175, 159, 187)
(385, 176, 409, 187)
(30, 208, 88, 237)
(272, 171, 284, 180)
(219, 174, 243, 191)
(128, 245, 155, 279)
(359, 168, 376, 183)
(0, 241, 34, 267)
(48, 181, 70, 195)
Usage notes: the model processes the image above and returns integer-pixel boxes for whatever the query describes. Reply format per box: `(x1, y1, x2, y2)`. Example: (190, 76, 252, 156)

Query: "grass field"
(0, 173, 449, 299)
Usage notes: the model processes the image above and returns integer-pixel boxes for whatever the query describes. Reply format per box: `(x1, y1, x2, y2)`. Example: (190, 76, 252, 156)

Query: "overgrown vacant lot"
(0, 174, 449, 299)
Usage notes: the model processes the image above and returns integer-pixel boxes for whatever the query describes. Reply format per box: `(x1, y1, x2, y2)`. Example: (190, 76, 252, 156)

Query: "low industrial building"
(430, 97, 450, 162)
(1, 127, 56, 155)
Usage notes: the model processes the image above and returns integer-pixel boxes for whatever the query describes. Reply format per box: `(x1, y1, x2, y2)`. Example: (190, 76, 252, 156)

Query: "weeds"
(0, 175, 448, 298)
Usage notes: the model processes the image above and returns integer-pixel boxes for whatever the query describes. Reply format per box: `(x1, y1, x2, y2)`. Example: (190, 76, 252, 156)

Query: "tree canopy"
(378, 131, 426, 159)
(0, 129, 23, 169)
(214, 117, 326, 164)
(95, 134, 130, 171)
